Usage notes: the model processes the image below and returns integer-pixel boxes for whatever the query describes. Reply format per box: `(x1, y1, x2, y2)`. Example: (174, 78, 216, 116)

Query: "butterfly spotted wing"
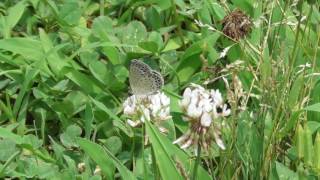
(129, 59, 163, 95)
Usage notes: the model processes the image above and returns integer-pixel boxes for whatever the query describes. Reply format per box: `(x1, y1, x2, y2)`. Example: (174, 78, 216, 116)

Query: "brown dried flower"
(221, 9, 252, 41)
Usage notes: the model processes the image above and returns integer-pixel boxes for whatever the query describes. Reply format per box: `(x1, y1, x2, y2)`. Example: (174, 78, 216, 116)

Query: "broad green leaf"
(0, 38, 44, 60)
(145, 120, 183, 180)
(90, 97, 121, 121)
(66, 69, 103, 94)
(145, 7, 161, 29)
(305, 103, 320, 112)
(77, 138, 136, 180)
(210, 2, 226, 21)
(0, 127, 23, 144)
(60, 125, 82, 148)
(58, 1, 81, 26)
(3, 1, 27, 38)
(90, 97, 132, 137)
(145, 120, 211, 180)
(89, 61, 110, 85)
(92, 16, 114, 40)
(0, 139, 18, 161)
(39, 29, 69, 76)
(104, 136, 122, 155)
(275, 161, 298, 180)
(138, 41, 158, 53)
(176, 42, 203, 83)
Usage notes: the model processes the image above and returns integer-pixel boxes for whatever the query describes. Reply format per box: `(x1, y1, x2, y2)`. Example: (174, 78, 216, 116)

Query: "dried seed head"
(221, 9, 252, 40)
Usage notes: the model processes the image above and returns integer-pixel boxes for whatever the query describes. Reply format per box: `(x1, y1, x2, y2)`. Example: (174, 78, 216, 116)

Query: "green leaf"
(144, 120, 183, 180)
(39, 28, 69, 76)
(89, 61, 110, 85)
(77, 138, 136, 180)
(65, 69, 103, 94)
(3, 1, 27, 38)
(210, 2, 226, 21)
(145, 120, 211, 180)
(288, 74, 304, 109)
(0, 38, 44, 60)
(90, 97, 121, 121)
(138, 41, 158, 53)
(113, 119, 134, 137)
(304, 126, 313, 166)
(92, 16, 114, 40)
(58, 1, 81, 26)
(0, 139, 18, 161)
(145, 7, 161, 29)
(104, 136, 122, 155)
(84, 103, 94, 139)
(279, 110, 302, 138)
(60, 125, 82, 148)
(313, 133, 320, 172)
(0, 127, 23, 144)
(275, 161, 299, 180)
(305, 103, 320, 112)
(295, 124, 304, 159)
(176, 42, 203, 83)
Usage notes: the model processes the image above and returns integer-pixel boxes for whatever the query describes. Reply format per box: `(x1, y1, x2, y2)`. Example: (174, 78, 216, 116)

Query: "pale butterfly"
(129, 59, 164, 95)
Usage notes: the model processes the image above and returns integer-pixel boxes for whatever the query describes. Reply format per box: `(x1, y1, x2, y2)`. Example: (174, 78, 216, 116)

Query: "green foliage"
(0, 0, 319, 179)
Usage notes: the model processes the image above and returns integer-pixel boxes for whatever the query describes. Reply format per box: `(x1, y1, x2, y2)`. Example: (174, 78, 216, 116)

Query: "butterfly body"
(129, 59, 164, 95)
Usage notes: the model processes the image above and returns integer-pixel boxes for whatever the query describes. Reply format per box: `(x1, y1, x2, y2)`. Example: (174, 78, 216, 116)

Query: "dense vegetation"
(0, 0, 319, 179)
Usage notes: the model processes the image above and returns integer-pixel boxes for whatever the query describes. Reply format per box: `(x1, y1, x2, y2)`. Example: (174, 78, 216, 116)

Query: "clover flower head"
(175, 84, 230, 152)
(123, 92, 171, 133)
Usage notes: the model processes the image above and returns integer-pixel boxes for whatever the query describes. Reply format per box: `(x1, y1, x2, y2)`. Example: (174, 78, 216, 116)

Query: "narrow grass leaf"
(295, 124, 304, 159)
(303, 126, 313, 166)
(313, 133, 320, 172)
(288, 74, 304, 109)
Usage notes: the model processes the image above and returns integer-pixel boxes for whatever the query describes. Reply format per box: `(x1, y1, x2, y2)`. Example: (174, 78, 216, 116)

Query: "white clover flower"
(123, 92, 171, 132)
(175, 84, 230, 152)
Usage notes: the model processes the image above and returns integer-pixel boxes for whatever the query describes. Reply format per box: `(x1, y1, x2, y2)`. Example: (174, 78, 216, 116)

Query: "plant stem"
(192, 143, 201, 180)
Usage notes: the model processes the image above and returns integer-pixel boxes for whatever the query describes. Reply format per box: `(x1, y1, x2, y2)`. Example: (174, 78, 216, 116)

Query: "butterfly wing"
(150, 70, 164, 92)
(129, 60, 155, 95)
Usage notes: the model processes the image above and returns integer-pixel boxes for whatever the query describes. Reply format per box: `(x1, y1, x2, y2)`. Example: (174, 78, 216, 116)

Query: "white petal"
(214, 131, 226, 150)
(158, 127, 168, 133)
(180, 96, 190, 108)
(190, 92, 199, 105)
(173, 133, 189, 144)
(200, 113, 212, 127)
(203, 100, 213, 112)
(187, 105, 202, 118)
(183, 88, 192, 97)
(181, 138, 193, 149)
(141, 108, 150, 122)
(160, 93, 170, 106)
(213, 90, 223, 105)
(151, 94, 161, 106)
(222, 104, 231, 116)
(127, 119, 140, 127)
(124, 105, 135, 115)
